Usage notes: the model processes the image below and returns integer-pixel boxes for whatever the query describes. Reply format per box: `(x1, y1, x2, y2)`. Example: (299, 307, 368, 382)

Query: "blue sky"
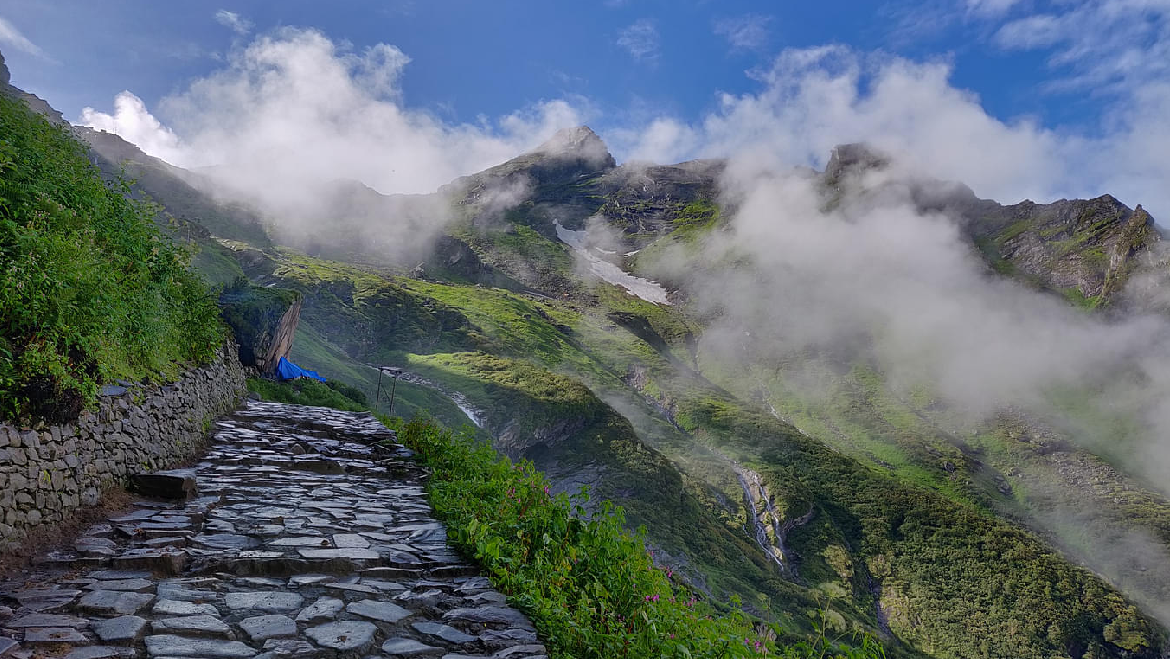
(0, 0, 1124, 130)
(0, 1, 1167, 213)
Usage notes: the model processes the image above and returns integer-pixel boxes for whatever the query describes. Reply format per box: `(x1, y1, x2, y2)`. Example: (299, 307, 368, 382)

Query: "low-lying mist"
(635, 159, 1170, 624)
(78, 27, 586, 261)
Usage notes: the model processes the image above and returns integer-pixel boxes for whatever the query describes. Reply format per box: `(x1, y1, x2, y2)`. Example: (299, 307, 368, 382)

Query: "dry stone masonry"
(0, 401, 547, 658)
(0, 346, 247, 550)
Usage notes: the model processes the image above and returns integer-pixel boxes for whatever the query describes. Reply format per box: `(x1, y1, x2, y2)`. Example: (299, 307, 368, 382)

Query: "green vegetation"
(994, 218, 1033, 244)
(397, 416, 885, 659)
(1061, 286, 1102, 309)
(255, 244, 1167, 657)
(0, 93, 222, 422)
(665, 391, 1163, 659)
(246, 376, 369, 412)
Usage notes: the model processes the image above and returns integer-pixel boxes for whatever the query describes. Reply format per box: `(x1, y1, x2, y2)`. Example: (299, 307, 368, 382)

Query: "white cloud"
(991, 1, 1170, 94)
(612, 45, 1169, 220)
(617, 19, 660, 63)
(713, 14, 772, 51)
(76, 27, 586, 217)
(78, 91, 186, 163)
(0, 16, 45, 58)
(965, 0, 1024, 17)
(214, 9, 252, 35)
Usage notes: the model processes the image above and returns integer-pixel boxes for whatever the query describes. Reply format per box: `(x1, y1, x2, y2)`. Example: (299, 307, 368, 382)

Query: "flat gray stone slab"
(493, 644, 548, 658)
(412, 621, 477, 644)
(323, 581, 378, 595)
(64, 647, 136, 659)
(7, 613, 89, 628)
(346, 598, 412, 623)
(297, 548, 379, 559)
(258, 638, 319, 658)
(88, 570, 152, 580)
(151, 615, 232, 636)
(156, 584, 219, 602)
(287, 575, 330, 586)
(295, 596, 344, 623)
(153, 599, 219, 616)
(85, 578, 154, 592)
(0, 638, 15, 656)
(24, 626, 89, 643)
(305, 621, 377, 652)
(239, 614, 297, 641)
(225, 591, 303, 612)
(193, 533, 258, 550)
(94, 615, 148, 642)
(145, 634, 257, 657)
(444, 606, 534, 629)
(79, 590, 154, 615)
(332, 533, 370, 548)
(268, 537, 331, 547)
(381, 637, 441, 655)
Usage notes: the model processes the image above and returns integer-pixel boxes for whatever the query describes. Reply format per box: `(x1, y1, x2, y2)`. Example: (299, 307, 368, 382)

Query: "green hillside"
(0, 93, 222, 422)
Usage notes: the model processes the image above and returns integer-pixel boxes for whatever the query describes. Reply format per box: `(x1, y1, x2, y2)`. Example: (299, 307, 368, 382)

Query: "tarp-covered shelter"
(275, 356, 326, 383)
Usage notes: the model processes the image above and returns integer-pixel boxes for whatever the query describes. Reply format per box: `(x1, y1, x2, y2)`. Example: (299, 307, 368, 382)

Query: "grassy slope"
(262, 243, 1164, 657)
(168, 163, 1165, 657)
(0, 93, 222, 422)
(256, 249, 842, 642)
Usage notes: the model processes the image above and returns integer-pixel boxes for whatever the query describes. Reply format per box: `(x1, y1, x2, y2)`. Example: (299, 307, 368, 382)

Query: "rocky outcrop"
(218, 284, 303, 376)
(0, 48, 65, 125)
(972, 195, 1160, 302)
(0, 344, 246, 550)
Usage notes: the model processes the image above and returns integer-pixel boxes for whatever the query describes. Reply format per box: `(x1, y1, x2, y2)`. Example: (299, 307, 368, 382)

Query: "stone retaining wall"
(0, 343, 247, 550)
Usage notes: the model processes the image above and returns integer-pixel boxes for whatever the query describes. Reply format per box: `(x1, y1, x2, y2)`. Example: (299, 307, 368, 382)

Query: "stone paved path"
(0, 402, 547, 659)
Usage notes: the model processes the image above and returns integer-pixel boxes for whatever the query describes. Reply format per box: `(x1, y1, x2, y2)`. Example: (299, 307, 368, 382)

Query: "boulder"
(218, 283, 302, 376)
(129, 469, 197, 499)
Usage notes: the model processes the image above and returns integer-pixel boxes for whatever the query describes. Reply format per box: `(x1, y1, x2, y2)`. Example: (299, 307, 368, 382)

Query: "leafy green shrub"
(326, 378, 367, 406)
(246, 377, 367, 412)
(397, 417, 885, 659)
(0, 94, 222, 422)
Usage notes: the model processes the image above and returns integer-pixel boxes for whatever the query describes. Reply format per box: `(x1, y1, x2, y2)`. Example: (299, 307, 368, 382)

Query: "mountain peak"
(532, 126, 615, 169)
(824, 143, 890, 183)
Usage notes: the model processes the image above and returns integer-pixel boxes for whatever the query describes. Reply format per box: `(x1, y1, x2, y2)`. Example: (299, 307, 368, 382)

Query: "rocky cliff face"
(811, 141, 1162, 306)
(973, 196, 1159, 301)
(218, 284, 303, 376)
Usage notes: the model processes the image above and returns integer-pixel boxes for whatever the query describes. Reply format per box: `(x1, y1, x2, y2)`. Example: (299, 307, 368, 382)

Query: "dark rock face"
(964, 194, 1160, 301)
(218, 285, 303, 376)
(824, 143, 891, 187)
(0, 49, 10, 86)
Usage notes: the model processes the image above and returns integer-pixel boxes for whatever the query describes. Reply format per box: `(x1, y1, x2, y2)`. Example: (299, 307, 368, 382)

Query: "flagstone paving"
(0, 402, 547, 659)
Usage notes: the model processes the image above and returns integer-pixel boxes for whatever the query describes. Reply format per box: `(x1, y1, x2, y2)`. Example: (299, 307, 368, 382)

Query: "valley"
(4, 51, 1169, 656)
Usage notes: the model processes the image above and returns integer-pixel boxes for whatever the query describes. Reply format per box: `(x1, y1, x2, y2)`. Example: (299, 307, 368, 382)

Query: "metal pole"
(375, 368, 383, 405)
(388, 373, 399, 417)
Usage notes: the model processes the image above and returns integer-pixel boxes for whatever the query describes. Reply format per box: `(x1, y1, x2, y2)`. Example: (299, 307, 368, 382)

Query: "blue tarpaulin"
(276, 356, 326, 383)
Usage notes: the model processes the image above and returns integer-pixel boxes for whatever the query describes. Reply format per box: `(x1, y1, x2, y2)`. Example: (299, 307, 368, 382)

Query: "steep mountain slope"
(16, 64, 1166, 656)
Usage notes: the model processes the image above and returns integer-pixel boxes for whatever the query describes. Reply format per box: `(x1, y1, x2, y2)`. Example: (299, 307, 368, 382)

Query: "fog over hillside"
(74, 21, 1170, 628)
